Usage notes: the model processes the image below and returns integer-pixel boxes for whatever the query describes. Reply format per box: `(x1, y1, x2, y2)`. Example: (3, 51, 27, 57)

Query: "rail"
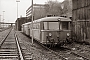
(15, 33, 24, 60)
(0, 28, 25, 60)
(0, 28, 12, 47)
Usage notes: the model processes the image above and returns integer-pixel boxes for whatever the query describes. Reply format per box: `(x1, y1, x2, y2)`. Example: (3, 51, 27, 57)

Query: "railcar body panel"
(41, 30, 71, 44)
(33, 29, 40, 41)
(22, 22, 31, 35)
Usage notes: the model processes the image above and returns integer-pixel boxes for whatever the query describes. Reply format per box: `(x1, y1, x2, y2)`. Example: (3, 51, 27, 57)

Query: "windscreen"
(44, 22, 59, 30)
(62, 22, 68, 30)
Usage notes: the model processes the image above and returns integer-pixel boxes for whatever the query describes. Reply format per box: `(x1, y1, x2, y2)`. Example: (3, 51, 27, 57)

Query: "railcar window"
(29, 24, 31, 29)
(38, 23, 40, 29)
(44, 22, 48, 30)
(49, 22, 59, 30)
(44, 22, 59, 30)
(32, 23, 40, 29)
(33, 24, 36, 29)
(62, 22, 68, 30)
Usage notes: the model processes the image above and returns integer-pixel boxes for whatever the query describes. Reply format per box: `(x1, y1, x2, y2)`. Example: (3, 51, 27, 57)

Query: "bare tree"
(44, 0, 72, 17)
(61, 0, 72, 15)
(45, 1, 62, 16)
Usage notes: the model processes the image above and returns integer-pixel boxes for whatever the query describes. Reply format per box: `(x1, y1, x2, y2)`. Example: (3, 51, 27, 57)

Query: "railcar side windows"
(32, 23, 40, 29)
(44, 22, 48, 30)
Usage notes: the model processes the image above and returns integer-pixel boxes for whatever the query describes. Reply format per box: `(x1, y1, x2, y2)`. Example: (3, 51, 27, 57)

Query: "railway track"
(53, 43, 90, 60)
(16, 34, 33, 60)
(31, 37, 90, 60)
(31, 39, 90, 60)
(69, 43, 90, 59)
(0, 29, 19, 60)
(0, 29, 32, 60)
(0, 28, 10, 32)
(16, 32, 63, 60)
(16, 31, 90, 60)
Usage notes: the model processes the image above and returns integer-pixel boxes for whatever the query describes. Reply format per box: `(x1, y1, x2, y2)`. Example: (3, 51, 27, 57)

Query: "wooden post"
(32, 0, 34, 44)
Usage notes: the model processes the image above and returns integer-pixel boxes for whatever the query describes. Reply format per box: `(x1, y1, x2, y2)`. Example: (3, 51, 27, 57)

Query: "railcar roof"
(22, 17, 71, 25)
(34, 17, 71, 23)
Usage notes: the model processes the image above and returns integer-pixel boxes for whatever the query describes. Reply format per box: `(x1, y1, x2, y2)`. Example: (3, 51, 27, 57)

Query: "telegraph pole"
(3, 11, 5, 28)
(0, 15, 2, 28)
(16, 0, 20, 18)
(16, 0, 20, 31)
(32, 0, 34, 44)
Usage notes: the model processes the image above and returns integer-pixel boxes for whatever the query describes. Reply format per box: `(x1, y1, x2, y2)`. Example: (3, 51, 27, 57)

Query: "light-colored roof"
(22, 17, 71, 25)
(22, 22, 31, 26)
(33, 17, 71, 23)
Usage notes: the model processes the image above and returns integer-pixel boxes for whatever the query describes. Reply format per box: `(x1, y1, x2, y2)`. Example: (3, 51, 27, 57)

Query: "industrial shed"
(15, 17, 30, 31)
(72, 0, 90, 41)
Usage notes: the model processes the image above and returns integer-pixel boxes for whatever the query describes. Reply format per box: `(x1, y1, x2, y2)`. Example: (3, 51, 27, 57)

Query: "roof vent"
(46, 14, 56, 17)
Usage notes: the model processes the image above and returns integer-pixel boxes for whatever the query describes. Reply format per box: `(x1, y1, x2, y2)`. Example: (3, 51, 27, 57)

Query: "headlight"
(49, 33, 52, 36)
(67, 33, 70, 36)
(57, 35, 59, 38)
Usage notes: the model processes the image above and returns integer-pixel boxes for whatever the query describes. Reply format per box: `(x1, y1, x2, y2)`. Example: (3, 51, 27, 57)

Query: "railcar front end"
(40, 18, 72, 45)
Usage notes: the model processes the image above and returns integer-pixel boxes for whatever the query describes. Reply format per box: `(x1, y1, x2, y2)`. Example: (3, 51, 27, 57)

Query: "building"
(15, 17, 27, 31)
(72, 0, 90, 40)
(26, 4, 46, 21)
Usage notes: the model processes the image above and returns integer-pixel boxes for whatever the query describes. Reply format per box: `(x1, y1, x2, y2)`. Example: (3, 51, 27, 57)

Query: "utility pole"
(0, 15, 2, 28)
(3, 11, 5, 28)
(32, 0, 34, 44)
(16, 0, 20, 18)
(16, 0, 20, 31)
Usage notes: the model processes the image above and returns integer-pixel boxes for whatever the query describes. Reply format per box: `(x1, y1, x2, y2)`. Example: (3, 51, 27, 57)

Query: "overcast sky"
(0, 0, 64, 23)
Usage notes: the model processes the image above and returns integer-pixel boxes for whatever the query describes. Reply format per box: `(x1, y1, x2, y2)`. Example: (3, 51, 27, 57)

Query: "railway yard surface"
(0, 28, 90, 60)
